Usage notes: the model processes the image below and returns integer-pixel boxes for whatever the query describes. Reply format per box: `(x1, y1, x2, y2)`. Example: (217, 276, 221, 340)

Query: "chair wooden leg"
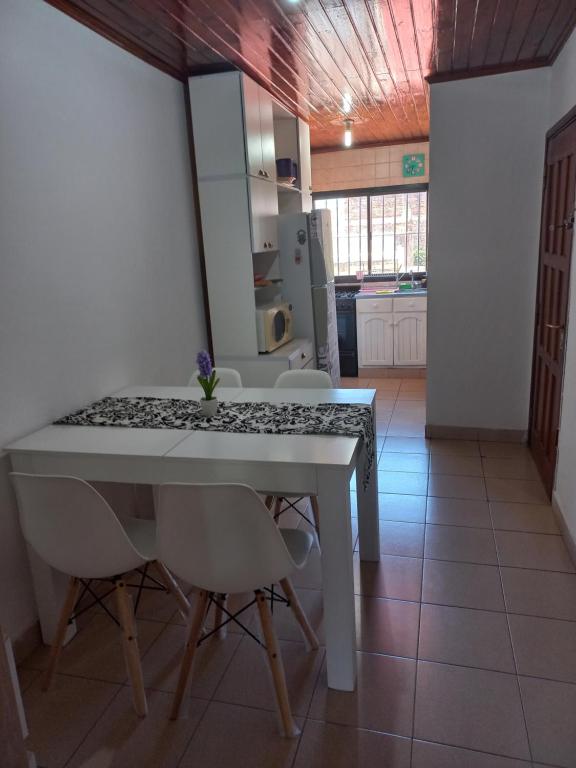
(255, 590, 300, 738)
(273, 497, 283, 521)
(213, 594, 228, 639)
(279, 578, 319, 650)
(310, 496, 321, 542)
(42, 576, 81, 692)
(114, 578, 147, 718)
(264, 495, 274, 510)
(153, 560, 190, 620)
(171, 590, 210, 720)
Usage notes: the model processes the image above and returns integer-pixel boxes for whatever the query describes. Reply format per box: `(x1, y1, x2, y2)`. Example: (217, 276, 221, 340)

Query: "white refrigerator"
(278, 209, 341, 385)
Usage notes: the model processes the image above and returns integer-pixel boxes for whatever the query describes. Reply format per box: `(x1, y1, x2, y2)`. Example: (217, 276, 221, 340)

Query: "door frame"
(528, 103, 576, 494)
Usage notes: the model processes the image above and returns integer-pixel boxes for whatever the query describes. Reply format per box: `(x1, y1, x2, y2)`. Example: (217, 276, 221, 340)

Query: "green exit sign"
(402, 153, 425, 178)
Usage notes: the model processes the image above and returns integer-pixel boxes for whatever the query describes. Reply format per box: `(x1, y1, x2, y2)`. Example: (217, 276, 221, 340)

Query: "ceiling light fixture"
(343, 118, 354, 147)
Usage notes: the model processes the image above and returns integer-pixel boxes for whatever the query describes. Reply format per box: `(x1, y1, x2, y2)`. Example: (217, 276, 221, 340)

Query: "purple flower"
(196, 350, 213, 379)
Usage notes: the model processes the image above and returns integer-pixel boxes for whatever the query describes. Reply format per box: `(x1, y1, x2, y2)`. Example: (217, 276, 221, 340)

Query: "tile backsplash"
(311, 141, 429, 193)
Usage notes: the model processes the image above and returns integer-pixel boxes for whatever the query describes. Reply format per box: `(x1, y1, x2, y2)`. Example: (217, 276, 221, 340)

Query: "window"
(314, 187, 428, 277)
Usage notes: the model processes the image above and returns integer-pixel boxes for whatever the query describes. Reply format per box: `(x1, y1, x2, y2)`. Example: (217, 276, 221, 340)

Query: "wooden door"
(357, 314, 394, 366)
(393, 312, 427, 366)
(529, 113, 576, 495)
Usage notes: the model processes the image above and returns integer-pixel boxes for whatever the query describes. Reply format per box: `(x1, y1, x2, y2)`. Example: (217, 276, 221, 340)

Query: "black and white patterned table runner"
(55, 397, 375, 488)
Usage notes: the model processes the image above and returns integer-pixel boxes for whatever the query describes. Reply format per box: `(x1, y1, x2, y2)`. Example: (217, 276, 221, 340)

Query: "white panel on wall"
(0, 0, 206, 640)
(426, 69, 550, 432)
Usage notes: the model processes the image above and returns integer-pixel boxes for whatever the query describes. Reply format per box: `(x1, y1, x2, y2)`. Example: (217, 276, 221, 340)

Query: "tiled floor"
(18, 377, 576, 768)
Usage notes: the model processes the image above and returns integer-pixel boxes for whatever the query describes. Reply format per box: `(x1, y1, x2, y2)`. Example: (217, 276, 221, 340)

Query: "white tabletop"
(234, 387, 375, 406)
(5, 386, 374, 470)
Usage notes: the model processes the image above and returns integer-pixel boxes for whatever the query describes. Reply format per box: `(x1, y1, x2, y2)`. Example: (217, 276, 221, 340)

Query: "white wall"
(549, 29, 576, 541)
(0, 0, 206, 642)
(427, 69, 550, 432)
(312, 141, 429, 193)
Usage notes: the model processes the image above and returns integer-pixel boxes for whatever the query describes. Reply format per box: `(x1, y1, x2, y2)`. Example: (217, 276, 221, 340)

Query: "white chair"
(188, 367, 242, 387)
(10, 473, 190, 717)
(156, 482, 319, 735)
(274, 369, 332, 389)
(272, 368, 333, 536)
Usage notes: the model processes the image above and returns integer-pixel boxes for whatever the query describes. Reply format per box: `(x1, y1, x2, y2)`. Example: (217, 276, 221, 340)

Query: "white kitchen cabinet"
(249, 176, 279, 252)
(357, 296, 427, 367)
(189, 71, 276, 182)
(394, 312, 427, 365)
(298, 119, 313, 212)
(357, 313, 395, 366)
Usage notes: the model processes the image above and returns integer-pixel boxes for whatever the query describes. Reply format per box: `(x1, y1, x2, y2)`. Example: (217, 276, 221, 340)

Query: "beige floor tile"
(422, 560, 505, 611)
(378, 470, 428, 496)
(382, 436, 430, 454)
(375, 395, 397, 408)
(141, 623, 242, 698)
(389, 413, 427, 428)
(519, 676, 576, 767)
(427, 474, 486, 500)
(419, 604, 515, 673)
(479, 442, 531, 459)
(425, 524, 497, 565)
(370, 379, 401, 392)
(500, 567, 576, 621)
(429, 454, 483, 477)
(426, 497, 492, 528)
(414, 662, 531, 760)
(309, 652, 416, 735)
(355, 596, 420, 658)
(429, 439, 480, 456)
(399, 380, 426, 391)
(249, 587, 325, 646)
(24, 615, 164, 684)
(213, 636, 324, 717)
(67, 688, 207, 768)
(412, 740, 531, 767)
(509, 614, 576, 684)
(24, 673, 120, 768)
(293, 720, 411, 768)
(179, 701, 302, 768)
(482, 456, 538, 480)
(378, 521, 425, 557)
(378, 452, 429, 474)
(490, 502, 559, 534)
(354, 554, 423, 602)
(393, 405, 427, 418)
(387, 422, 426, 438)
(486, 477, 549, 504)
(396, 392, 426, 402)
(291, 547, 323, 590)
(18, 667, 41, 693)
(495, 531, 576, 573)
(378, 493, 427, 523)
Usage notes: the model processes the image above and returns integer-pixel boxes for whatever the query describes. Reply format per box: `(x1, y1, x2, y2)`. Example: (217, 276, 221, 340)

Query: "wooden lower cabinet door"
(393, 312, 427, 366)
(357, 313, 394, 366)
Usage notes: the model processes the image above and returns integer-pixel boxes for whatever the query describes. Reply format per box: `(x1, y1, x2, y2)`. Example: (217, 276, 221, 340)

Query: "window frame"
(313, 183, 429, 279)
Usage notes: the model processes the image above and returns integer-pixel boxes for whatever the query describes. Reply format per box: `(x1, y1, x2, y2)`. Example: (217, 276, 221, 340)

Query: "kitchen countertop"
(354, 289, 427, 299)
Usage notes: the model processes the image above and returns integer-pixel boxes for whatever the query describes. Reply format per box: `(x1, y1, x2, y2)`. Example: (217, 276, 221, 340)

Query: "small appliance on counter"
(255, 301, 294, 353)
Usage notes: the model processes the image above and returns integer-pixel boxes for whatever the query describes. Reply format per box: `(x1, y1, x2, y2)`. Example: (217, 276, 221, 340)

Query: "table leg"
(317, 467, 356, 691)
(356, 440, 380, 562)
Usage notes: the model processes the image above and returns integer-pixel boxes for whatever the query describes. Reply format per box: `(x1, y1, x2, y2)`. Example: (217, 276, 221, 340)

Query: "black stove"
(335, 290, 359, 377)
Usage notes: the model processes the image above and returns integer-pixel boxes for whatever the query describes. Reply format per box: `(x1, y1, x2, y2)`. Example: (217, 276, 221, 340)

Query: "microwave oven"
(255, 302, 293, 353)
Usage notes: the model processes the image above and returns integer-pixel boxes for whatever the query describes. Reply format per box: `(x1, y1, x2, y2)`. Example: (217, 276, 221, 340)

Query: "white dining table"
(5, 385, 379, 691)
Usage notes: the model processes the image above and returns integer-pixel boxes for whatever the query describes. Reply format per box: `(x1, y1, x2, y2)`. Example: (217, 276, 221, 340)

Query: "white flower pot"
(200, 398, 218, 418)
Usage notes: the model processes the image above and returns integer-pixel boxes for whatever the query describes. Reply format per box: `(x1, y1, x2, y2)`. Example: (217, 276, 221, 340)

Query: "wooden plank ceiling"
(47, 0, 576, 148)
